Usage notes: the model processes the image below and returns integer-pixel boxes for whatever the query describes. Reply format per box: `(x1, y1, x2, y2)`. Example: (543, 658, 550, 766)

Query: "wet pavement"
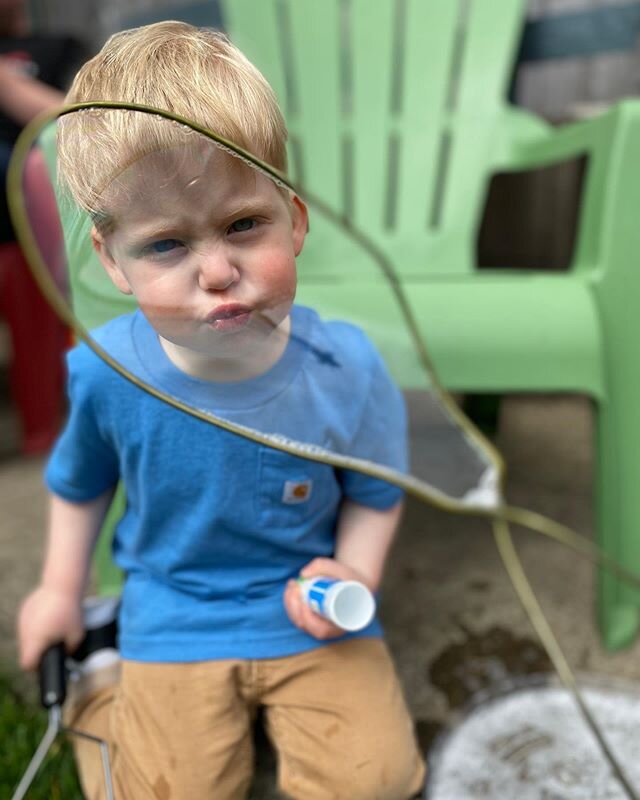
(426, 679, 640, 799)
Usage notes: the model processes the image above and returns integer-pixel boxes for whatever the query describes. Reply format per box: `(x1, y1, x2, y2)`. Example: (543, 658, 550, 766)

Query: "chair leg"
(595, 396, 640, 650)
(462, 393, 502, 437)
(0, 242, 67, 454)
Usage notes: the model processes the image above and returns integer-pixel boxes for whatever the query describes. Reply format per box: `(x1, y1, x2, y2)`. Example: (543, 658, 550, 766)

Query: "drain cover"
(427, 681, 640, 799)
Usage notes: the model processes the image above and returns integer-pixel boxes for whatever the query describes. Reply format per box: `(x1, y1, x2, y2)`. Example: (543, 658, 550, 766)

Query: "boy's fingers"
(20, 638, 46, 672)
(19, 649, 34, 672)
(284, 580, 334, 638)
(66, 624, 85, 654)
(300, 557, 337, 578)
(285, 578, 346, 639)
(299, 605, 343, 639)
(18, 617, 84, 673)
(300, 558, 360, 583)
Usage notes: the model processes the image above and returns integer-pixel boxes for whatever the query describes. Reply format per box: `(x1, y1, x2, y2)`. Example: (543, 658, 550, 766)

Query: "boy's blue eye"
(149, 238, 182, 254)
(229, 218, 256, 233)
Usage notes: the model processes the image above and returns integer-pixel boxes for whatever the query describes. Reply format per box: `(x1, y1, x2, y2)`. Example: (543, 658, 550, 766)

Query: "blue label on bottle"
(306, 578, 337, 614)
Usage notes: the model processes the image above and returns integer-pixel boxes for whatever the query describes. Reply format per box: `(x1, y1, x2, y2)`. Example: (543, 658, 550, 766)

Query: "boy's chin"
(164, 324, 287, 362)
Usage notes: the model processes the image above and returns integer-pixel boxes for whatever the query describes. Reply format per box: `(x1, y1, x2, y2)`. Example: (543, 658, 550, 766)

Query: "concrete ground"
(3, 384, 640, 797)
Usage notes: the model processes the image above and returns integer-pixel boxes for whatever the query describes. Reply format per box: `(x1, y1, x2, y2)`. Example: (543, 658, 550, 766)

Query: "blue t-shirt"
(46, 305, 407, 661)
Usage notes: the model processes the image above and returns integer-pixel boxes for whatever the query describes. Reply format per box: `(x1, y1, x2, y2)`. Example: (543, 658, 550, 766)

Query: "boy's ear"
(91, 227, 133, 295)
(290, 195, 308, 257)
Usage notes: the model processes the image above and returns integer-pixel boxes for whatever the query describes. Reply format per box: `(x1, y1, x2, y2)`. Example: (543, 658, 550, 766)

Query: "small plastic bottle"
(297, 576, 376, 631)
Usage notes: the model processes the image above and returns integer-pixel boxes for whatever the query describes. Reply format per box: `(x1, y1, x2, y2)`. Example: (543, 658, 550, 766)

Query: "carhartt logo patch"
(282, 479, 313, 504)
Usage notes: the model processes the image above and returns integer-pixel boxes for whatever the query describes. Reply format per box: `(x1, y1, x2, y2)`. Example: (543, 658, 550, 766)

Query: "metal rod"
(11, 706, 62, 800)
(64, 724, 115, 800)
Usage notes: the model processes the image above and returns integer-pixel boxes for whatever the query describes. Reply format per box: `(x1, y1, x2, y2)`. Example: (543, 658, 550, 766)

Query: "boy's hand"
(283, 557, 372, 640)
(17, 586, 85, 672)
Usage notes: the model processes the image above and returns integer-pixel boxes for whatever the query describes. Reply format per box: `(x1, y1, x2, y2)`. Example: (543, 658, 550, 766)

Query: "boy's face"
(93, 143, 307, 377)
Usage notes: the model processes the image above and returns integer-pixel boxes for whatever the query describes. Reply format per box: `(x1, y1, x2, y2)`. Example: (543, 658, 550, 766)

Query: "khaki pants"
(67, 639, 425, 800)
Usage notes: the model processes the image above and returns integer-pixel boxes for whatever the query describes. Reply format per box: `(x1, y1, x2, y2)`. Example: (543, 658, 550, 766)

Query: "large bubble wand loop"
(7, 102, 640, 799)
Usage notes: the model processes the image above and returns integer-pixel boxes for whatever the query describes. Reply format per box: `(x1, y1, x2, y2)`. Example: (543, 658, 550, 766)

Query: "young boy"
(17, 21, 425, 800)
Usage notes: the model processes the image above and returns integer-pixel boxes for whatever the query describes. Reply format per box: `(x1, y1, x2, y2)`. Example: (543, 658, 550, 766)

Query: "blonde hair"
(57, 21, 288, 217)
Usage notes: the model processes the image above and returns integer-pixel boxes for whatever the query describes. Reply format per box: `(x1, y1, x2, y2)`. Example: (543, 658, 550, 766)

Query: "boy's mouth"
(206, 303, 253, 331)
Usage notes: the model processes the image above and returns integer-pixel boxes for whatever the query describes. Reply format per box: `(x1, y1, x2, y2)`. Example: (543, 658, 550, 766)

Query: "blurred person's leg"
(0, 142, 66, 453)
(0, 239, 66, 452)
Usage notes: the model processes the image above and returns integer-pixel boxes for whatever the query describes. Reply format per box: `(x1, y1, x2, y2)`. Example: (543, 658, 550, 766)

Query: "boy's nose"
(197, 249, 240, 291)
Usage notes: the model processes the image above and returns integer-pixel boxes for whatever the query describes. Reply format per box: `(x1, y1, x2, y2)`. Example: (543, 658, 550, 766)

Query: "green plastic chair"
(34, 0, 640, 651)
(216, 0, 640, 651)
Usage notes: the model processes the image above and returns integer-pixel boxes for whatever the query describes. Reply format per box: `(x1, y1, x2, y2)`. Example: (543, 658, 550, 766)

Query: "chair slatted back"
(223, 0, 543, 277)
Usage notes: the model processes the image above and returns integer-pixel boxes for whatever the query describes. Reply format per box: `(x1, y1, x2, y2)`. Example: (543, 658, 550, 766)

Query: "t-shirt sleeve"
(339, 348, 408, 510)
(45, 349, 120, 501)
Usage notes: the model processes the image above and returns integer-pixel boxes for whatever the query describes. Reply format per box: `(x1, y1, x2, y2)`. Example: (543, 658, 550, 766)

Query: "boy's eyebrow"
(219, 198, 279, 221)
(128, 197, 279, 238)
(121, 219, 191, 245)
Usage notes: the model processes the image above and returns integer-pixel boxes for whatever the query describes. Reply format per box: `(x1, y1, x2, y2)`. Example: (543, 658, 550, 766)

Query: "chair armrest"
(496, 100, 640, 273)
(505, 100, 640, 169)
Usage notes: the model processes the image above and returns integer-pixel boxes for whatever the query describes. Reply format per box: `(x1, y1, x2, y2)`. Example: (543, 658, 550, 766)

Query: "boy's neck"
(158, 315, 291, 382)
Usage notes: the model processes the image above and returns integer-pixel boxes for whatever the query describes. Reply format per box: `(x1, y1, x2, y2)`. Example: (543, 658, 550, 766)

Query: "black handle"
(39, 643, 67, 708)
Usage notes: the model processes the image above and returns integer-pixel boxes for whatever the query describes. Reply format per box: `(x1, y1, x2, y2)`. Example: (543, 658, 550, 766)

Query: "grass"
(0, 673, 82, 799)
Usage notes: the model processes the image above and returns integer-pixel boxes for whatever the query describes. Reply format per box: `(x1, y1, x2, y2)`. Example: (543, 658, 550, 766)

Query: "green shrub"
(0, 674, 82, 799)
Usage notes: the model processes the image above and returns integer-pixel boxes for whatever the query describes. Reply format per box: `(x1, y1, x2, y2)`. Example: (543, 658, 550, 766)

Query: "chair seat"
(297, 272, 603, 398)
